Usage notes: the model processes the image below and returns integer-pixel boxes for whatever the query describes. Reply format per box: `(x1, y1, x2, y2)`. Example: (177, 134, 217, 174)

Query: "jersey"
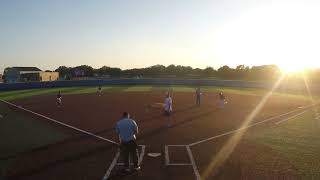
(115, 118, 138, 142)
(165, 97, 172, 112)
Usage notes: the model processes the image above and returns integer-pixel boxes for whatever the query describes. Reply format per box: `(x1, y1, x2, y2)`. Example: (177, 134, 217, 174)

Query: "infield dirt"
(5, 91, 310, 180)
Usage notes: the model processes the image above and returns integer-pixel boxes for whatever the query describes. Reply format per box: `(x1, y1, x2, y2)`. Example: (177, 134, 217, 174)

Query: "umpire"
(115, 112, 140, 171)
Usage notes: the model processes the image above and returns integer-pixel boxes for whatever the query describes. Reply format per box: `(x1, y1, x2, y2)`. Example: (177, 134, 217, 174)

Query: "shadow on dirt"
(6, 143, 117, 180)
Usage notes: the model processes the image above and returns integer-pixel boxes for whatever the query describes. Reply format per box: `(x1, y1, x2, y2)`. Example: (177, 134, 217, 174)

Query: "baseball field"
(1, 85, 320, 180)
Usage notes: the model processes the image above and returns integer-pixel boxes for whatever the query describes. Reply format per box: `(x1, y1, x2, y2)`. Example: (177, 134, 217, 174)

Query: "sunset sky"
(1, 0, 319, 73)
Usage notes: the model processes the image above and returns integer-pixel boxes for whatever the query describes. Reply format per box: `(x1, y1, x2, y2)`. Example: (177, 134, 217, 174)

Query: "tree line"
(55, 64, 289, 81)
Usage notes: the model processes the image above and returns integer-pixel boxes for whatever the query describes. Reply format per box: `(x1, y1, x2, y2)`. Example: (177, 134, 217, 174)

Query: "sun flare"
(212, 1, 320, 71)
(278, 63, 305, 74)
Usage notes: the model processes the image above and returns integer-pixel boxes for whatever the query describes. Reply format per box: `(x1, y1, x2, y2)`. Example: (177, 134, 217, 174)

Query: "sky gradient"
(1, 0, 319, 73)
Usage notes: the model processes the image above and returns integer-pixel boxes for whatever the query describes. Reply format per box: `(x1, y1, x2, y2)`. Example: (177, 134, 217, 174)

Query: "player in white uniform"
(218, 92, 227, 108)
(56, 91, 62, 108)
(98, 85, 102, 96)
(164, 92, 173, 127)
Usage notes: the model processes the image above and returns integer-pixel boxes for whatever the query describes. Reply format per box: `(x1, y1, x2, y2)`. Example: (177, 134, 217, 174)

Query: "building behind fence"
(3, 67, 59, 83)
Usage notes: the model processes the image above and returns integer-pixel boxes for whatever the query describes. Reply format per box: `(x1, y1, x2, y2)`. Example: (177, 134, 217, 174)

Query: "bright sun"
(277, 60, 310, 74)
(277, 62, 306, 74)
(211, 1, 320, 72)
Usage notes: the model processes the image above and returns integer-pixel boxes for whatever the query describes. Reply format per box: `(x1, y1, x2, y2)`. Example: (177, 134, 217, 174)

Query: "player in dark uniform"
(195, 87, 202, 106)
(98, 85, 102, 96)
(56, 91, 62, 108)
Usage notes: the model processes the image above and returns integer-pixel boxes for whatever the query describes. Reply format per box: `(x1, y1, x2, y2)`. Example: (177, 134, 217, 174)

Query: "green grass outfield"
(248, 108, 320, 179)
(0, 85, 319, 179)
(0, 85, 315, 101)
(0, 102, 67, 179)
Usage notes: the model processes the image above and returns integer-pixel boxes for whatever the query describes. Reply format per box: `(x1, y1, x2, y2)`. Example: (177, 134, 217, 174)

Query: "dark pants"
(121, 140, 139, 168)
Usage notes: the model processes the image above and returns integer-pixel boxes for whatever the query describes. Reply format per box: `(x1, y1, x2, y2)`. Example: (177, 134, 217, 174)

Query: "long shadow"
(6, 143, 117, 180)
(3, 105, 197, 160)
(172, 105, 198, 114)
(0, 106, 188, 161)
(0, 126, 117, 161)
(7, 103, 197, 161)
(1, 104, 204, 160)
(108, 169, 139, 180)
(138, 110, 216, 141)
(138, 105, 196, 123)
(4, 105, 206, 179)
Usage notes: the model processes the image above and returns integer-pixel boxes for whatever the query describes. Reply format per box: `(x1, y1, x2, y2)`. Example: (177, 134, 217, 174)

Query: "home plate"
(147, 153, 161, 157)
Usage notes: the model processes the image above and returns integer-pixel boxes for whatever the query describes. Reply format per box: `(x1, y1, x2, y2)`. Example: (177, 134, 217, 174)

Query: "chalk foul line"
(188, 103, 317, 147)
(0, 99, 119, 145)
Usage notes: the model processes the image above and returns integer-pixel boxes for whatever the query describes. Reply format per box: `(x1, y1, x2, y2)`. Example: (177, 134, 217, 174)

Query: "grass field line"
(102, 151, 120, 180)
(165, 145, 189, 166)
(102, 145, 146, 180)
(139, 145, 146, 165)
(0, 99, 119, 145)
(188, 103, 317, 147)
(166, 163, 193, 166)
(165, 145, 169, 166)
(275, 110, 309, 125)
(186, 146, 201, 180)
(115, 145, 146, 165)
(164, 145, 200, 180)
